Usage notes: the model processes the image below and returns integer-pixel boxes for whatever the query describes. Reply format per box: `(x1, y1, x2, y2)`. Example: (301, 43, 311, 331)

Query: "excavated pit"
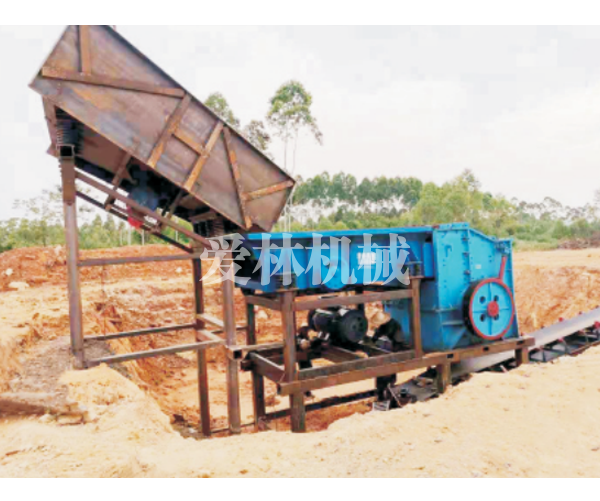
(3, 245, 600, 437)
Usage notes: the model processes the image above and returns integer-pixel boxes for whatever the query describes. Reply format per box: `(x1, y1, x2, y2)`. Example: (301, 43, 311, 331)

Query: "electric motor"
(308, 307, 368, 346)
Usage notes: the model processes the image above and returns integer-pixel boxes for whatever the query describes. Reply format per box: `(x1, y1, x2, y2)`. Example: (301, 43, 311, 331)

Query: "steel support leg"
(411, 278, 423, 358)
(221, 250, 241, 434)
(247, 302, 266, 431)
(282, 291, 305, 433)
(436, 362, 452, 394)
(515, 347, 529, 368)
(60, 154, 85, 369)
(191, 237, 211, 438)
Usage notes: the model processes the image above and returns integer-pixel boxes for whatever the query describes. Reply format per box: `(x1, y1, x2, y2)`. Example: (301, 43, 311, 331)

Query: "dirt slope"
(1, 351, 600, 478)
(1, 245, 600, 477)
(514, 249, 600, 333)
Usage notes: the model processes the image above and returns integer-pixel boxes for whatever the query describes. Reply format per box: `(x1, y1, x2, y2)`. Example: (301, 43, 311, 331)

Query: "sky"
(1, 25, 600, 220)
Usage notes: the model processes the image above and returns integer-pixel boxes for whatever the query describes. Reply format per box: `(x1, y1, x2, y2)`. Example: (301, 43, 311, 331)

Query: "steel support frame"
(192, 230, 212, 438)
(59, 160, 245, 437)
(61, 152, 85, 369)
(60, 159, 537, 437)
(221, 250, 242, 434)
(242, 283, 534, 433)
(242, 285, 421, 433)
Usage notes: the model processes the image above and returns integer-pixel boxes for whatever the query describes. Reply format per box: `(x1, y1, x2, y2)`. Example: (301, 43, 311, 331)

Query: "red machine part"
(127, 207, 144, 229)
(464, 255, 516, 341)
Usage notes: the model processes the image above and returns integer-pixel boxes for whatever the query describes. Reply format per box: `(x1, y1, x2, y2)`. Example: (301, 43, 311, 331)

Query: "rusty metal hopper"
(30, 25, 294, 236)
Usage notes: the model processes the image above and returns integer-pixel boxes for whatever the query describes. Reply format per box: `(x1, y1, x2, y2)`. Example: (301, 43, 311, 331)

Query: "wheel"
(464, 278, 515, 341)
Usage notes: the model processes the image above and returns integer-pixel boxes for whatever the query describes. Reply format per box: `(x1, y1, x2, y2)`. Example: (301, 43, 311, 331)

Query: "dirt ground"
(1, 244, 600, 477)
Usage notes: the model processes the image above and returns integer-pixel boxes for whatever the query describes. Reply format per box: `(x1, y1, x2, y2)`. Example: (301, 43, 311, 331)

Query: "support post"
(221, 250, 241, 434)
(515, 347, 529, 368)
(355, 287, 366, 315)
(192, 232, 211, 438)
(60, 154, 85, 369)
(247, 302, 265, 431)
(282, 291, 306, 433)
(436, 362, 452, 394)
(411, 278, 423, 358)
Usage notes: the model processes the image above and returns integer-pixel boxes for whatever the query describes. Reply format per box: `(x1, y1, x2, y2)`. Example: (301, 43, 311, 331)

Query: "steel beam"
(278, 338, 534, 397)
(411, 278, 423, 358)
(83, 323, 195, 342)
(61, 155, 85, 368)
(86, 340, 222, 366)
(436, 362, 452, 394)
(196, 313, 225, 330)
(246, 303, 266, 431)
(79, 253, 206, 267)
(293, 289, 413, 312)
(249, 353, 285, 382)
(244, 294, 282, 312)
(75, 191, 191, 253)
(266, 390, 378, 421)
(282, 291, 306, 433)
(279, 354, 447, 397)
(75, 170, 212, 249)
(299, 350, 416, 381)
(192, 247, 212, 438)
(221, 250, 242, 434)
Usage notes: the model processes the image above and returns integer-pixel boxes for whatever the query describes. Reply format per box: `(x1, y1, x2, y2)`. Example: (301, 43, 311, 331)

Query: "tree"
(268, 81, 323, 230)
(408, 172, 486, 227)
(9, 185, 88, 248)
(205, 92, 240, 128)
(267, 80, 322, 175)
(243, 120, 271, 154)
(13, 186, 63, 246)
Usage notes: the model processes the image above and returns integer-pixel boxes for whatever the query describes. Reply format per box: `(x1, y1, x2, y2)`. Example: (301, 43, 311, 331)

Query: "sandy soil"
(514, 250, 600, 333)
(1, 352, 600, 477)
(1, 245, 600, 477)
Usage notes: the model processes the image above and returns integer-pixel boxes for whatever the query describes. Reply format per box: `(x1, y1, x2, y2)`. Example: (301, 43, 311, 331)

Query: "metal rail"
(452, 307, 600, 378)
(86, 340, 223, 367)
(83, 323, 196, 342)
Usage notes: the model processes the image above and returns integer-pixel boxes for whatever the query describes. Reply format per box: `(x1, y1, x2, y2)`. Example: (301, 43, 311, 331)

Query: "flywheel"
(464, 278, 516, 341)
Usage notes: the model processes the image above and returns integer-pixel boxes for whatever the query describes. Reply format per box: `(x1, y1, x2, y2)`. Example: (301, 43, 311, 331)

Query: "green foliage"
(0, 186, 193, 254)
(287, 170, 600, 249)
(293, 172, 423, 212)
(267, 81, 322, 146)
(243, 120, 271, 153)
(205, 92, 241, 128)
(267, 80, 323, 232)
(3, 169, 600, 254)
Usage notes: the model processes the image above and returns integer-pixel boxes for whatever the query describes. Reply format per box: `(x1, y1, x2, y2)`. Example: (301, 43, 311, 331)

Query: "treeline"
(278, 170, 600, 249)
(0, 186, 190, 253)
(1, 171, 599, 253)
